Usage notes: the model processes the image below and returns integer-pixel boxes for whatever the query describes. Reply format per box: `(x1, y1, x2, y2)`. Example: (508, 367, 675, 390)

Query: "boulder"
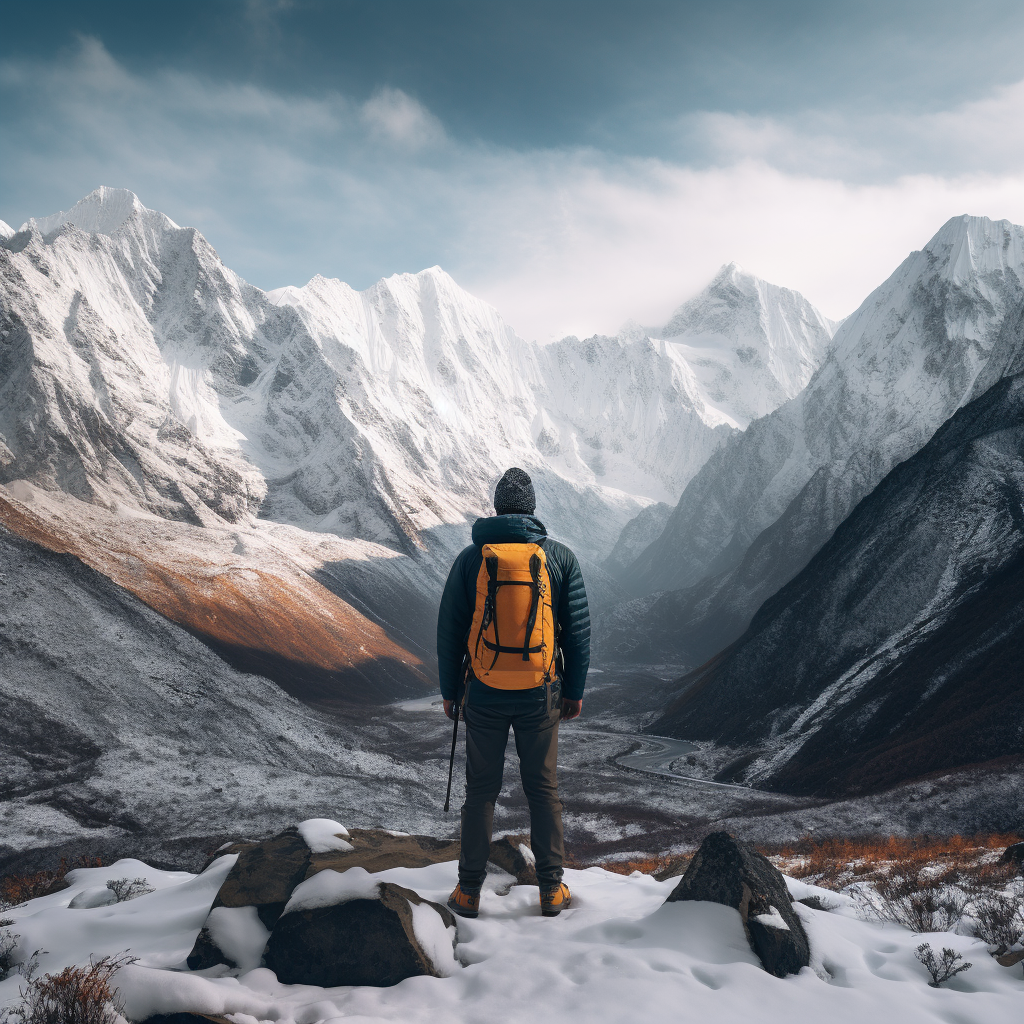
(263, 869, 459, 987)
(999, 842, 1024, 869)
(214, 826, 312, 928)
(487, 834, 538, 886)
(665, 831, 810, 978)
(188, 821, 465, 973)
(310, 828, 460, 875)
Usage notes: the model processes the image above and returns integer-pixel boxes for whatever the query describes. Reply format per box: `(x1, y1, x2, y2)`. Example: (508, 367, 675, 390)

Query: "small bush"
(857, 864, 968, 932)
(0, 931, 19, 979)
(914, 943, 972, 987)
(0, 858, 104, 908)
(0, 953, 135, 1024)
(104, 878, 153, 903)
(970, 886, 1024, 954)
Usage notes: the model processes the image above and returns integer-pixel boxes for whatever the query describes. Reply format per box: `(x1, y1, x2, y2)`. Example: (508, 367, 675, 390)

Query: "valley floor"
(4, 670, 1020, 880)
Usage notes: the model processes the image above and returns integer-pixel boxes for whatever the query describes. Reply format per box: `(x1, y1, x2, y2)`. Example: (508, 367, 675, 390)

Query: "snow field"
(1, 857, 1021, 1024)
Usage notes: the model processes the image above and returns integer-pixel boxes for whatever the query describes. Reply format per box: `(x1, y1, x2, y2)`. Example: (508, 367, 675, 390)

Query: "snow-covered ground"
(1, 855, 1020, 1023)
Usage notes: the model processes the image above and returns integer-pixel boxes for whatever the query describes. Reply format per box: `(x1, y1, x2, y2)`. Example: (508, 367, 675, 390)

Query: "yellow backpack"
(468, 542, 556, 689)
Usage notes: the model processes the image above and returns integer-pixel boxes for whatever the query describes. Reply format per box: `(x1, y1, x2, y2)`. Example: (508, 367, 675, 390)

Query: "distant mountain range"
(607, 215, 1024, 672)
(3, 186, 1021, 813)
(0, 187, 829, 696)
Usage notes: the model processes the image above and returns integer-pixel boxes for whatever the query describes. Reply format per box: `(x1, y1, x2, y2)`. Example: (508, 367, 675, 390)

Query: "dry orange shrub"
(0, 857, 104, 907)
(760, 833, 1023, 889)
(579, 834, 1021, 889)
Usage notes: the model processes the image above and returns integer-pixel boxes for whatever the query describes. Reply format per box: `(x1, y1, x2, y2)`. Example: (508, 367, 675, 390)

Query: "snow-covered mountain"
(617, 215, 1024, 665)
(651, 262, 837, 429)
(650, 370, 1024, 796)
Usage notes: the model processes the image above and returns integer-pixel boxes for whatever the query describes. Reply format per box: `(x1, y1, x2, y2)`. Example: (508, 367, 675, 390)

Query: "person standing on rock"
(437, 467, 590, 919)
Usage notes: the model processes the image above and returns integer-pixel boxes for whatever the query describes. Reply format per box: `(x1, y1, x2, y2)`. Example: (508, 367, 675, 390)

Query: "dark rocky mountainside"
(650, 372, 1024, 796)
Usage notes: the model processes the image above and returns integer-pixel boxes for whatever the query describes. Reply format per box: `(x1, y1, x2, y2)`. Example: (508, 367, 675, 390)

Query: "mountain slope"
(616, 216, 1024, 665)
(649, 371, 1024, 796)
(0, 519, 431, 854)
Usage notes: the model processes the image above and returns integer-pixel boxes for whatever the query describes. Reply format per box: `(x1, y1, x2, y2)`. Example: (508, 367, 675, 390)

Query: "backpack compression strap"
(522, 553, 542, 661)
(485, 554, 500, 670)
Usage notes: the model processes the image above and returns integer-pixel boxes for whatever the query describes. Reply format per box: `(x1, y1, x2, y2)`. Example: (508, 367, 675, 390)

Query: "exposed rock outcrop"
(665, 831, 810, 977)
(264, 872, 457, 987)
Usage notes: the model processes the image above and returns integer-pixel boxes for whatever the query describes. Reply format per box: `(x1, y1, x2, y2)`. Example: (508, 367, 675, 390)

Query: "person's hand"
(560, 698, 582, 721)
(443, 698, 458, 721)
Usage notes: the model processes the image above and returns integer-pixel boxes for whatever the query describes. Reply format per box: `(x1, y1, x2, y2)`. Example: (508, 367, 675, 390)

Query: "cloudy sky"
(4, 0, 1024, 339)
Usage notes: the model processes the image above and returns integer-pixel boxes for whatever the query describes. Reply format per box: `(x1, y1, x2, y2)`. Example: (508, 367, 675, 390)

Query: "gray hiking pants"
(458, 686, 564, 890)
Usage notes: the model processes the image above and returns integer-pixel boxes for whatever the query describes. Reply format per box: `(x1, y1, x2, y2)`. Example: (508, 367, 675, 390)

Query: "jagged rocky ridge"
(650, 371, 1024, 796)
(0, 189, 825, 568)
(612, 215, 1024, 667)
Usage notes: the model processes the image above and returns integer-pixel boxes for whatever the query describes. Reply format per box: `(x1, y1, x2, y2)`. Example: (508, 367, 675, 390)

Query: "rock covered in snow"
(486, 834, 538, 887)
(264, 875, 458, 987)
(665, 831, 810, 977)
(187, 823, 470, 970)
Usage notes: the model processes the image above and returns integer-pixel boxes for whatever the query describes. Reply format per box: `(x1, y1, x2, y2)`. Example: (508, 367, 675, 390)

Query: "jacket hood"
(471, 514, 548, 547)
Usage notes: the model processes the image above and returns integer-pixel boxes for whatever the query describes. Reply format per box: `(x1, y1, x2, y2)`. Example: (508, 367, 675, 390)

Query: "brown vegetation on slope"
(0, 486, 431, 706)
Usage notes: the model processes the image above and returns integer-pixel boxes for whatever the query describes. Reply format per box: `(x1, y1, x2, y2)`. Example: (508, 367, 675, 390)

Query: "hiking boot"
(447, 883, 481, 918)
(540, 882, 572, 917)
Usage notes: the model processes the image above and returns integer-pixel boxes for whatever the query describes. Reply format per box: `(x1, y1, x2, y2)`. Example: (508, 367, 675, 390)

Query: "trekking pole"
(443, 702, 460, 813)
(443, 657, 469, 813)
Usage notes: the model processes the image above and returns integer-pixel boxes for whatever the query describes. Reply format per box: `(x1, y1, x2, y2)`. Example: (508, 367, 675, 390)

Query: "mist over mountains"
(1, 186, 1021, 848)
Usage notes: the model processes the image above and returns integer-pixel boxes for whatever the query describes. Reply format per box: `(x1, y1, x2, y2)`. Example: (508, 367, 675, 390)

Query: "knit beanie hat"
(494, 467, 536, 516)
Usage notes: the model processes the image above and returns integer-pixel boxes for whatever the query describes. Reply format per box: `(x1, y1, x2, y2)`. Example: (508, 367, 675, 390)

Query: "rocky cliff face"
(650, 372, 1024, 796)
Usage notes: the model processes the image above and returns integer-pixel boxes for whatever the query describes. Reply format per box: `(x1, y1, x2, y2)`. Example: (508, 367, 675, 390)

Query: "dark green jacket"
(436, 515, 591, 701)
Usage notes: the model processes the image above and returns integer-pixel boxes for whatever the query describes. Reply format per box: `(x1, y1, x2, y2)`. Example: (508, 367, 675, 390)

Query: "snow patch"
(751, 907, 790, 931)
(282, 868, 379, 915)
(297, 818, 353, 853)
(205, 906, 270, 973)
(408, 900, 459, 976)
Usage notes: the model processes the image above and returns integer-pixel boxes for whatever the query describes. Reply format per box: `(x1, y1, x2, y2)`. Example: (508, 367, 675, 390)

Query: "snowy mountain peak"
(923, 214, 1024, 286)
(20, 186, 179, 237)
(649, 264, 835, 428)
(0, 220, 13, 240)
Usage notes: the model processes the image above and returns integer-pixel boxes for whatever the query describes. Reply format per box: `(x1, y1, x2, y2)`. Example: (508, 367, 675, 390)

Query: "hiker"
(437, 467, 590, 919)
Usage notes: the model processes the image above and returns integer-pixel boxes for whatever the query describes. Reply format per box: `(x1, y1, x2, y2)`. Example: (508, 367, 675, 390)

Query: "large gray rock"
(487, 834, 538, 886)
(999, 842, 1024, 870)
(665, 831, 810, 977)
(188, 824, 466, 973)
(263, 872, 458, 987)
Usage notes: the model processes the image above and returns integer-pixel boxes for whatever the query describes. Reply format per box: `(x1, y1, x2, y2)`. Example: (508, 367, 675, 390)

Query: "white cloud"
(361, 88, 445, 149)
(4, 38, 1024, 342)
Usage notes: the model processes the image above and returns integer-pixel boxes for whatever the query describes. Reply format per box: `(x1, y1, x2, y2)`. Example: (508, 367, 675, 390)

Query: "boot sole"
(447, 901, 479, 919)
(541, 898, 571, 917)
